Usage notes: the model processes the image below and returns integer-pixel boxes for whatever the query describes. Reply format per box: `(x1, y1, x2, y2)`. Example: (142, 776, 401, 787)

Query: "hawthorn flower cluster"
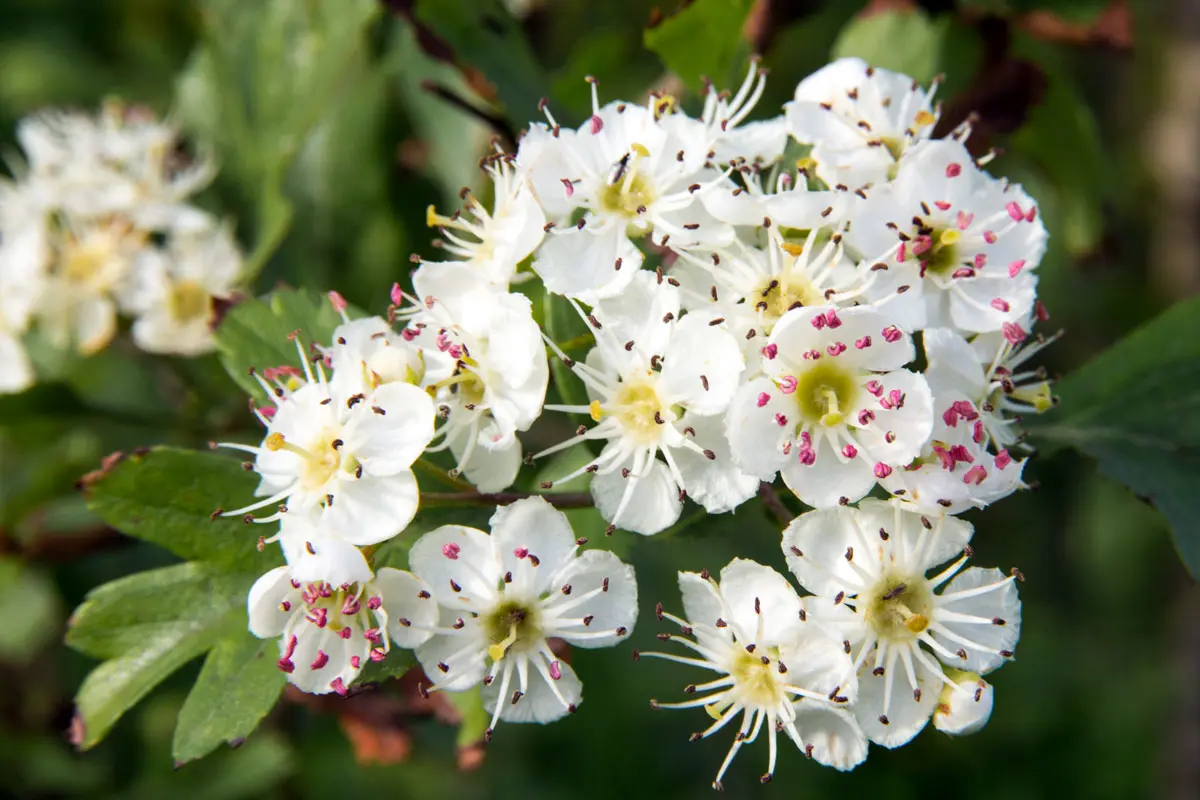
(34, 56, 1049, 784)
(0, 102, 244, 393)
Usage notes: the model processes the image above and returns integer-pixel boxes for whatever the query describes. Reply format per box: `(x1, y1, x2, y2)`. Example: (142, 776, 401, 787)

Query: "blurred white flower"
(408, 497, 637, 734)
(782, 500, 1020, 748)
(932, 669, 994, 736)
(640, 559, 866, 787)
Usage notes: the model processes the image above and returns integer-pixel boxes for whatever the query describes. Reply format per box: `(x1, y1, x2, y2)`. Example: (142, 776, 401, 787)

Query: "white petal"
(532, 225, 641, 302)
(408, 524, 500, 604)
(548, 549, 637, 649)
(450, 427, 522, 493)
(922, 327, 988, 403)
(489, 496, 580, 593)
(725, 377, 791, 480)
(487, 656, 583, 724)
(415, 620, 490, 692)
(373, 567, 438, 649)
(0, 333, 34, 393)
(591, 455, 682, 536)
(933, 674, 994, 736)
(780, 434, 876, 509)
(717, 558, 801, 646)
(854, 652, 939, 747)
(321, 470, 419, 546)
(791, 703, 869, 771)
(781, 506, 869, 598)
(778, 625, 858, 702)
(346, 383, 435, 474)
(279, 522, 373, 587)
(671, 413, 758, 513)
(678, 570, 723, 626)
(932, 567, 1020, 674)
(659, 313, 744, 414)
(247, 566, 295, 638)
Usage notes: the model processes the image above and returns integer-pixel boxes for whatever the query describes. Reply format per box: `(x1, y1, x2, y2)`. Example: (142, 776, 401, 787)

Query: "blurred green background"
(0, 0, 1196, 798)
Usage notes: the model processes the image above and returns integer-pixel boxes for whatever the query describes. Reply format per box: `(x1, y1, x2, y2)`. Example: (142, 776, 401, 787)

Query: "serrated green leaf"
(644, 0, 754, 92)
(1025, 297, 1200, 576)
(831, 9, 947, 84)
(173, 634, 286, 763)
(66, 563, 252, 749)
(84, 447, 271, 573)
(214, 288, 344, 403)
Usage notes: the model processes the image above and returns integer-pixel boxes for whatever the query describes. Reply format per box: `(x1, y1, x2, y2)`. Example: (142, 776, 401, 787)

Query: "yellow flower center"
(794, 361, 859, 427)
(864, 576, 933, 641)
(484, 600, 540, 662)
(167, 279, 211, 323)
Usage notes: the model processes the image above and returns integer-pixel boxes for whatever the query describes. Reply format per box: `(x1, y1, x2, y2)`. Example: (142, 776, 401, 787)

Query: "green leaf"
(446, 686, 490, 747)
(354, 646, 416, 686)
(542, 291, 591, 412)
(831, 9, 947, 84)
(408, 0, 549, 126)
(173, 634, 286, 763)
(214, 288, 344, 403)
(1009, 34, 1108, 256)
(84, 447, 272, 573)
(66, 563, 252, 749)
(1025, 297, 1200, 576)
(644, 0, 755, 92)
(0, 557, 59, 663)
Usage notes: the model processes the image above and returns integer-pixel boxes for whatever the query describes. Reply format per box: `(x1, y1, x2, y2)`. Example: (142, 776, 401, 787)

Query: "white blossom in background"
(538, 271, 756, 535)
(400, 262, 548, 492)
(785, 57, 944, 189)
(248, 562, 436, 696)
(924, 324, 1056, 451)
(698, 61, 789, 166)
(880, 393, 1026, 514)
(407, 497, 637, 735)
(123, 213, 242, 355)
(423, 151, 546, 288)
(0, 183, 46, 392)
(782, 500, 1021, 749)
(640, 559, 866, 786)
(218, 337, 436, 544)
(520, 80, 734, 301)
(932, 669, 994, 736)
(846, 138, 1047, 333)
(325, 313, 426, 406)
(725, 305, 933, 508)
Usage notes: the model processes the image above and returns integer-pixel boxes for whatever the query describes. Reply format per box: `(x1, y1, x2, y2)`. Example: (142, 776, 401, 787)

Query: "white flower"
(782, 500, 1021, 748)
(725, 305, 933, 508)
(423, 151, 545, 287)
(924, 325, 1056, 451)
(33, 214, 143, 356)
(880, 393, 1026, 514)
(325, 313, 425, 408)
(17, 103, 213, 218)
(932, 669, 994, 736)
(400, 263, 548, 492)
(697, 61, 788, 166)
(248, 562, 436, 695)
(219, 338, 436, 544)
(845, 138, 1047, 333)
(669, 220, 870, 365)
(407, 497, 638, 735)
(0, 184, 47, 392)
(521, 81, 734, 301)
(123, 214, 242, 356)
(784, 57, 943, 189)
(538, 271, 755, 534)
(639, 559, 865, 787)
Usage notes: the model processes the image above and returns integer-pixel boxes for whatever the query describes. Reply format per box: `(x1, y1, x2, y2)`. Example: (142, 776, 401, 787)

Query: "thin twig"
(423, 491, 594, 509)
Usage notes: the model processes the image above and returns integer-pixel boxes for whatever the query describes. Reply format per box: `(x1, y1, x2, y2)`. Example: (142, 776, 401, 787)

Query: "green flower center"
(794, 361, 859, 427)
(864, 576, 933, 641)
(483, 599, 541, 662)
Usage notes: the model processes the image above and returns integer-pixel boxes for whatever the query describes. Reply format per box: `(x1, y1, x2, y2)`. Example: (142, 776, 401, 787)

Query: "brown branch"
(423, 491, 594, 509)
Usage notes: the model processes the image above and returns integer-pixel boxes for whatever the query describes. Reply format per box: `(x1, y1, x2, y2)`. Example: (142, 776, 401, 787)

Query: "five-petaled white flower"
(846, 139, 1047, 334)
(407, 497, 638, 735)
(640, 559, 866, 787)
(219, 336, 435, 544)
(539, 271, 755, 535)
(726, 305, 933, 508)
(521, 80, 733, 301)
(782, 500, 1021, 748)
(248, 562, 436, 695)
(785, 57, 944, 190)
